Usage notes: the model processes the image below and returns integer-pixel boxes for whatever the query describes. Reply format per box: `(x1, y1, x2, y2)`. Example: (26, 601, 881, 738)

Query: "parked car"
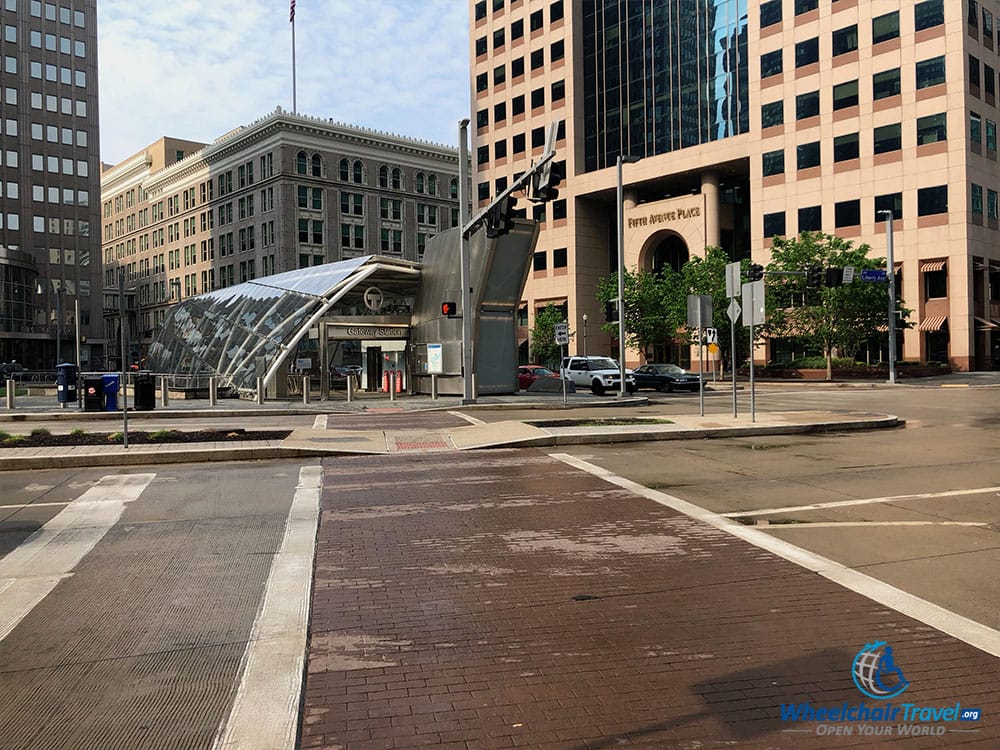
(632, 363, 701, 392)
(560, 355, 636, 396)
(517, 364, 559, 390)
(0, 361, 24, 379)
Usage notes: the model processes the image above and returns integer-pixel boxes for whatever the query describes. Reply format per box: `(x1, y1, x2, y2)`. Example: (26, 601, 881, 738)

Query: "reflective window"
(872, 12, 899, 43)
(763, 212, 785, 237)
(762, 149, 784, 176)
(833, 132, 859, 161)
(916, 113, 947, 145)
(761, 100, 783, 128)
(832, 25, 857, 56)
(797, 141, 820, 170)
(874, 192, 902, 221)
(917, 185, 948, 216)
(761, 50, 782, 78)
(798, 205, 822, 232)
(835, 200, 860, 227)
(760, 0, 781, 28)
(873, 68, 901, 100)
(916, 56, 946, 88)
(914, 0, 944, 31)
(874, 123, 902, 154)
(833, 79, 858, 109)
(795, 37, 819, 68)
(796, 90, 819, 120)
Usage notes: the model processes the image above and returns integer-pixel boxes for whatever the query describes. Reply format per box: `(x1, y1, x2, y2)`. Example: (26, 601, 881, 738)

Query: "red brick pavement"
(299, 449, 999, 749)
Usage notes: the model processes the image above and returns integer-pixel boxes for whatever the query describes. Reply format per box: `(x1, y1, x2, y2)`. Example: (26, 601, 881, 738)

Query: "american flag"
(290, 0, 295, 23)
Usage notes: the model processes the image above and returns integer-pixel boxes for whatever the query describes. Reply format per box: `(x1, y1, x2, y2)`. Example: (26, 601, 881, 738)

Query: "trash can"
(55, 363, 78, 404)
(102, 374, 120, 411)
(83, 376, 104, 411)
(134, 370, 155, 411)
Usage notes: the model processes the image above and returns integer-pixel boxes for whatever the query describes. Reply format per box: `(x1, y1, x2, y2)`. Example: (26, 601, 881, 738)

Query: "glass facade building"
(581, 0, 749, 171)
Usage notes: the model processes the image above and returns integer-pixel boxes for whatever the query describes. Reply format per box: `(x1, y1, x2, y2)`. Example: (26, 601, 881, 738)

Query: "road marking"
(450, 410, 484, 425)
(213, 464, 322, 750)
(758, 521, 989, 529)
(723, 486, 1000, 518)
(0, 501, 71, 510)
(0, 473, 155, 642)
(312, 414, 327, 430)
(551, 453, 1000, 659)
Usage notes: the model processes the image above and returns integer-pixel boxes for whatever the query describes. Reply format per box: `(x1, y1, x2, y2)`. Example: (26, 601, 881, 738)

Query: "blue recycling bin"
(102, 374, 119, 411)
(56, 363, 78, 403)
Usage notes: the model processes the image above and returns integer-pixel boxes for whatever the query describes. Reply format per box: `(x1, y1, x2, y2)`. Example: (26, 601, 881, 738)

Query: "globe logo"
(852, 641, 910, 700)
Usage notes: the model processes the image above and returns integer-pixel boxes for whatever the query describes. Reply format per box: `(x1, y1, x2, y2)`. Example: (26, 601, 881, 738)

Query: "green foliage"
(761, 232, 911, 375)
(788, 356, 859, 369)
(3, 434, 26, 445)
(107, 431, 124, 443)
(70, 427, 86, 436)
(150, 429, 174, 441)
(529, 304, 567, 368)
(0, 430, 9, 440)
(29, 427, 51, 437)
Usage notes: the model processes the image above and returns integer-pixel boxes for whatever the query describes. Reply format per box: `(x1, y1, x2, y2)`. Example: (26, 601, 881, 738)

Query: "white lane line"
(724, 486, 1000, 519)
(312, 414, 327, 430)
(0, 502, 71, 510)
(213, 464, 322, 750)
(760, 521, 989, 529)
(449, 410, 484, 425)
(0, 473, 155, 643)
(551, 453, 1000, 659)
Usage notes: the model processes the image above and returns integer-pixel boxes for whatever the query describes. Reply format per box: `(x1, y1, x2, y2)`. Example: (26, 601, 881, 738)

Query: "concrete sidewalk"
(0, 409, 901, 470)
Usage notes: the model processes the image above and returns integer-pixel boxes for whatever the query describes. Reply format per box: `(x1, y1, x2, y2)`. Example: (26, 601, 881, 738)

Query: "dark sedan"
(632, 363, 701, 392)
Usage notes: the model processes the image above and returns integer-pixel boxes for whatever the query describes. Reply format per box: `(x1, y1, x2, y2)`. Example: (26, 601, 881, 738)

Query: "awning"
(975, 317, 999, 330)
(918, 315, 947, 331)
(920, 260, 946, 272)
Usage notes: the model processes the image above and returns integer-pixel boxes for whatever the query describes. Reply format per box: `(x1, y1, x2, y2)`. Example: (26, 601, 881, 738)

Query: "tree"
(762, 232, 910, 379)
(595, 267, 680, 360)
(529, 304, 566, 368)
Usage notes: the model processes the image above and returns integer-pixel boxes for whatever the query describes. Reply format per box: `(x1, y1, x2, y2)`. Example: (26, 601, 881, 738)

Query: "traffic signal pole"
(458, 119, 475, 404)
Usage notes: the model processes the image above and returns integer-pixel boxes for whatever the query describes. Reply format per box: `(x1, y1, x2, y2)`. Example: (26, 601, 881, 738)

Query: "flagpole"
(290, 0, 297, 114)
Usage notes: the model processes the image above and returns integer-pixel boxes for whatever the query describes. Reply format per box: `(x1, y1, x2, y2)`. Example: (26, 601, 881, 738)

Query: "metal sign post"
(727, 298, 741, 418)
(554, 322, 569, 405)
(118, 273, 129, 448)
(687, 295, 711, 417)
(742, 280, 765, 423)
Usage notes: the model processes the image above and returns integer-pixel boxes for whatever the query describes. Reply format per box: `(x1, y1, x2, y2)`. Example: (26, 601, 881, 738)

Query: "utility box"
(83, 377, 103, 411)
(134, 370, 155, 411)
(102, 374, 120, 411)
(55, 363, 78, 403)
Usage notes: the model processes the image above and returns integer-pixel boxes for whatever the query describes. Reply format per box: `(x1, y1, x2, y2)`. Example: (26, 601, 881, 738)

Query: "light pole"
(616, 153, 641, 397)
(877, 210, 898, 385)
(458, 118, 475, 404)
(582, 313, 588, 356)
(55, 284, 65, 365)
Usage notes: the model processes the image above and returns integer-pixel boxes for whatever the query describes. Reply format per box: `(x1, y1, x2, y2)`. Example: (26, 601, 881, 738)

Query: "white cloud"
(98, 0, 470, 165)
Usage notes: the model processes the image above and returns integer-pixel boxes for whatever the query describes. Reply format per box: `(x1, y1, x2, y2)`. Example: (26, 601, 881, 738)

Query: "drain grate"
(395, 440, 449, 451)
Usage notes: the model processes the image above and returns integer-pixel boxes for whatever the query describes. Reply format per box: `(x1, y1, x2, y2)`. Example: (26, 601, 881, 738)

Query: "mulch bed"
(0, 428, 292, 449)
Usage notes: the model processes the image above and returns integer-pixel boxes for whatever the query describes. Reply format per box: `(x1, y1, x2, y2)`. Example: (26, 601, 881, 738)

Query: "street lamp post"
(877, 210, 898, 385)
(55, 284, 65, 365)
(582, 313, 588, 356)
(616, 153, 641, 397)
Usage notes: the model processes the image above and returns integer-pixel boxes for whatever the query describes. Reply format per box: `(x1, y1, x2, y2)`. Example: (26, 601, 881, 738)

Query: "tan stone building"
(100, 110, 459, 368)
(470, 0, 1000, 370)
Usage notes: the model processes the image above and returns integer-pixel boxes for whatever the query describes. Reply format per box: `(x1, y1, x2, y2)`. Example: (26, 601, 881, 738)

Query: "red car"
(517, 364, 559, 390)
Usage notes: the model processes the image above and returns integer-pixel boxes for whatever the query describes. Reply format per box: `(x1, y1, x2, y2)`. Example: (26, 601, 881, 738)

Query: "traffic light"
(825, 267, 844, 287)
(747, 263, 765, 282)
(806, 265, 824, 287)
(441, 301, 457, 318)
(530, 159, 563, 203)
(485, 195, 517, 238)
(604, 300, 618, 323)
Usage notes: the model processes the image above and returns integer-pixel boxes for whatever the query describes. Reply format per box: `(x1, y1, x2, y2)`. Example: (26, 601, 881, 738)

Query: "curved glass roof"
(147, 256, 402, 390)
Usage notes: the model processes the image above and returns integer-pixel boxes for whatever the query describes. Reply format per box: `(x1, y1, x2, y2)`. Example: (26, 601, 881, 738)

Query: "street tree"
(595, 267, 681, 361)
(529, 304, 566, 368)
(761, 232, 910, 379)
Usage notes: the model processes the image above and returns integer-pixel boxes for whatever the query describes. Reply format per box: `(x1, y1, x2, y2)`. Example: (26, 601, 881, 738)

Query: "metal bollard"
(255, 377, 265, 405)
(302, 375, 310, 404)
(431, 374, 438, 400)
(389, 378, 396, 401)
(159, 376, 170, 407)
(208, 376, 217, 406)
(346, 376, 353, 403)
(5, 378, 14, 409)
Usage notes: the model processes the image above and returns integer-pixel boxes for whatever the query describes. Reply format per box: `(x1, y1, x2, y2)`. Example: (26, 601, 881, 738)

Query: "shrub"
(3, 434, 26, 445)
(70, 427, 86, 436)
(30, 427, 51, 437)
(107, 431, 124, 443)
(150, 429, 174, 441)
(0, 430, 9, 441)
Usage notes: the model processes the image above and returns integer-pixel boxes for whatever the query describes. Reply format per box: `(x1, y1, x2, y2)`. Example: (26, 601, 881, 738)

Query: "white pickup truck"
(560, 356, 636, 396)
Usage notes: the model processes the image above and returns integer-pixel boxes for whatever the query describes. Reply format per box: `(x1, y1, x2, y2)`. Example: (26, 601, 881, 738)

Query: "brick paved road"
(300, 449, 999, 749)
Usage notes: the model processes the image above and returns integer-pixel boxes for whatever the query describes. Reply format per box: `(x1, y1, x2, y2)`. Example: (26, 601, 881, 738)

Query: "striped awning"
(975, 317, 999, 330)
(920, 260, 946, 272)
(918, 315, 947, 331)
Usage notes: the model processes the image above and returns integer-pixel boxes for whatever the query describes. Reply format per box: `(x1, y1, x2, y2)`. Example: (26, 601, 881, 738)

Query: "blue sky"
(97, 0, 470, 165)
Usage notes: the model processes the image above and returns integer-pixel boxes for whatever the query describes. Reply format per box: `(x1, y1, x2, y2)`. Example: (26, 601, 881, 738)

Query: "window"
(917, 185, 948, 215)
(551, 40, 564, 62)
(832, 80, 858, 110)
(761, 50, 783, 78)
(969, 0, 980, 29)
(925, 268, 947, 299)
(916, 113, 947, 144)
(874, 123, 902, 154)
(798, 206, 822, 232)
(875, 193, 903, 221)
(916, 56, 946, 89)
(872, 11, 900, 44)
(530, 48, 544, 70)
(987, 189, 999, 220)
(531, 87, 544, 109)
(794, 0, 817, 14)
(352, 160, 363, 183)
(797, 142, 821, 170)
(511, 19, 523, 41)
(493, 102, 506, 124)
(553, 247, 567, 268)
(552, 80, 565, 102)
(511, 57, 524, 78)
(311, 154, 321, 177)
(832, 25, 858, 56)
(476, 73, 488, 92)
(512, 133, 526, 153)
(760, 0, 781, 28)
(985, 9, 995, 43)
(833, 132, 859, 161)
(762, 149, 784, 177)
(763, 212, 786, 237)
(492, 28, 504, 49)
(512, 94, 525, 116)
(985, 64, 996, 99)
(987, 119, 997, 150)
(914, 0, 944, 31)
(550, 0, 563, 22)
(552, 199, 567, 220)
(796, 91, 820, 120)
(530, 9, 543, 31)
(795, 38, 819, 68)
(533, 251, 546, 272)
(970, 111, 983, 143)
(495, 139, 508, 159)
(835, 200, 860, 227)
(493, 64, 505, 86)
(873, 68, 901, 100)
(972, 183, 984, 216)
(761, 101, 783, 128)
